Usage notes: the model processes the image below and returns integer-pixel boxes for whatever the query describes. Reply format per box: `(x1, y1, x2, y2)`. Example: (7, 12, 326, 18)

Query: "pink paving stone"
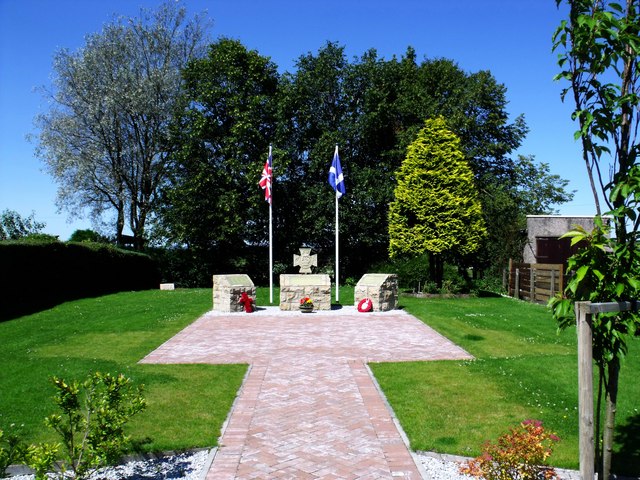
(140, 307, 473, 479)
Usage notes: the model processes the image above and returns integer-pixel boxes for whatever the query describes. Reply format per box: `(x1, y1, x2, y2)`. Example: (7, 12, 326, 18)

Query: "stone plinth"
(213, 274, 256, 312)
(355, 274, 398, 311)
(280, 274, 331, 311)
(160, 283, 175, 291)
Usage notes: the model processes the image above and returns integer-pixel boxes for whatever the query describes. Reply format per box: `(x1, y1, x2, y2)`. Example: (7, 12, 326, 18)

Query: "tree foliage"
(154, 38, 279, 279)
(551, 1, 640, 477)
(388, 117, 486, 286)
(0, 210, 46, 240)
(34, 1, 209, 249)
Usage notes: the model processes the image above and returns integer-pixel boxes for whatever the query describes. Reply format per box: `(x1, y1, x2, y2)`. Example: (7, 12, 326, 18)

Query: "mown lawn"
(1, 289, 637, 475)
(0, 288, 246, 453)
(371, 295, 640, 474)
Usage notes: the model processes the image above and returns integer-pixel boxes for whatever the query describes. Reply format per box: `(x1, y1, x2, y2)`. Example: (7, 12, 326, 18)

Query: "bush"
(460, 420, 560, 480)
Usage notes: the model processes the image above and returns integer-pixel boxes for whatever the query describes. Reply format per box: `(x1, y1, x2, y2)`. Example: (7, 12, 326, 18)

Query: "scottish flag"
(328, 145, 346, 198)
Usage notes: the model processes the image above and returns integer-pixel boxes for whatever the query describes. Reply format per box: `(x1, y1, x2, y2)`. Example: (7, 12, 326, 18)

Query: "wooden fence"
(507, 261, 564, 304)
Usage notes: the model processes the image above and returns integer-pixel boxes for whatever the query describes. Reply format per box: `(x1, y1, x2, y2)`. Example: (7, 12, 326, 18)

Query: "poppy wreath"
(357, 298, 373, 312)
(238, 292, 255, 313)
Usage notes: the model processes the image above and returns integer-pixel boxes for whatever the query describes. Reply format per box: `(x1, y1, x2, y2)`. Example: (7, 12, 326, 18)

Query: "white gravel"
(4, 449, 583, 480)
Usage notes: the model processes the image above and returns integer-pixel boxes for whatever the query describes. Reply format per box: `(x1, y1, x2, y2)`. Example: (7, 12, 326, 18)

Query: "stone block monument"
(279, 274, 331, 311)
(212, 274, 255, 312)
(279, 247, 331, 310)
(355, 274, 398, 311)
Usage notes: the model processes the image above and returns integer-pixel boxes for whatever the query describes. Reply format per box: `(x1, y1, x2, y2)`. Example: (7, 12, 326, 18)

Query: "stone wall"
(212, 274, 256, 312)
(279, 274, 331, 310)
(354, 274, 398, 312)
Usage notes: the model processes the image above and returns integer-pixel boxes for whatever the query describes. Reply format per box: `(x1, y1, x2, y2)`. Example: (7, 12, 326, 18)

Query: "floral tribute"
(238, 292, 255, 313)
(357, 298, 373, 312)
(460, 419, 560, 480)
(299, 297, 314, 309)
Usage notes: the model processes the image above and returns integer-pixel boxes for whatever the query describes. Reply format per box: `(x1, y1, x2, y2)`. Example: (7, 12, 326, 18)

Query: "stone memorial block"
(355, 273, 398, 312)
(212, 274, 256, 312)
(279, 274, 331, 311)
(159, 283, 175, 291)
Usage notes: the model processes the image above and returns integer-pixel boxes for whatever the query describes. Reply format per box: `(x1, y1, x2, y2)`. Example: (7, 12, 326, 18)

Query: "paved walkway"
(140, 307, 473, 479)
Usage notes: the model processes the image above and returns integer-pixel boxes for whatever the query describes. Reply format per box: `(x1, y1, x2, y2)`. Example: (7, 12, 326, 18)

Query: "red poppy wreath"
(357, 298, 373, 312)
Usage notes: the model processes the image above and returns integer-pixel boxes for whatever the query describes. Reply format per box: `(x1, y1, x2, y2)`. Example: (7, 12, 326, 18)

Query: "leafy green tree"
(0, 210, 45, 240)
(68, 229, 110, 243)
(551, 1, 640, 478)
(34, 2, 209, 249)
(388, 117, 486, 286)
(156, 38, 279, 282)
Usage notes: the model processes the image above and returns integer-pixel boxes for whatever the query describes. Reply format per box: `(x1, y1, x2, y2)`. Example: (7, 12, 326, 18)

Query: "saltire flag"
(328, 145, 346, 198)
(259, 148, 273, 204)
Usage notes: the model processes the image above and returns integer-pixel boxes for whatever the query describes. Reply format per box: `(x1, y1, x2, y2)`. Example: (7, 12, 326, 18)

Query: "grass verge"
(371, 295, 640, 474)
(0, 289, 246, 453)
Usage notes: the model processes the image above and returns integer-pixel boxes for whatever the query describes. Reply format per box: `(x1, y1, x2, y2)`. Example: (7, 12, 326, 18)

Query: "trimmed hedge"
(0, 240, 160, 320)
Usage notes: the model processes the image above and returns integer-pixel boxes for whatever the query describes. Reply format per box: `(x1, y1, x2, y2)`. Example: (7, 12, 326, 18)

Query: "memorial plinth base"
(280, 274, 331, 311)
(212, 274, 255, 312)
(355, 273, 398, 311)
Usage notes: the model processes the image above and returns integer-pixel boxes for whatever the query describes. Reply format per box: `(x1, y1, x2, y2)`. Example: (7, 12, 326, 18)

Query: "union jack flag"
(259, 149, 272, 204)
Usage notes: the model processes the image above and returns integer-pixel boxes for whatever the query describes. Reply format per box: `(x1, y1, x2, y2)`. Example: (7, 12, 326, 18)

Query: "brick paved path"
(140, 307, 473, 479)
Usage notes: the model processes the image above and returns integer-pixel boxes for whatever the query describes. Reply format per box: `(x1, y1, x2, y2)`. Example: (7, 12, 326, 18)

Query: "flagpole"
(268, 145, 273, 304)
(335, 188, 339, 303)
(335, 145, 340, 303)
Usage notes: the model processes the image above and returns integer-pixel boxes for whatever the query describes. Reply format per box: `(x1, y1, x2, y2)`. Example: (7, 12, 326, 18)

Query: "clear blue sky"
(0, 0, 595, 240)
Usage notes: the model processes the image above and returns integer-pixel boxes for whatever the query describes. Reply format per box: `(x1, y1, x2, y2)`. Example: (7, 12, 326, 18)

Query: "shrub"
(460, 420, 560, 480)
(0, 426, 25, 477)
(44, 372, 146, 479)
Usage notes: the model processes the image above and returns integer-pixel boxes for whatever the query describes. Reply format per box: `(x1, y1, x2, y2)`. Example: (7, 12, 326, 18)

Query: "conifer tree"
(388, 117, 486, 286)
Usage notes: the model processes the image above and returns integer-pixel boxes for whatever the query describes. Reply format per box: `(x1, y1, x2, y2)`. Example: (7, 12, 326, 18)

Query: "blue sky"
(0, 0, 594, 240)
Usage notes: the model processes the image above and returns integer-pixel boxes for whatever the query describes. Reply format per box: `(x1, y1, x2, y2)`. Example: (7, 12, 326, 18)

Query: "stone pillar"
(354, 274, 398, 311)
(212, 274, 256, 312)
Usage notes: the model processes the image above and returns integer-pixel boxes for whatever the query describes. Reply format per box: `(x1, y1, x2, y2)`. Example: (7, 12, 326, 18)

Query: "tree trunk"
(602, 357, 620, 480)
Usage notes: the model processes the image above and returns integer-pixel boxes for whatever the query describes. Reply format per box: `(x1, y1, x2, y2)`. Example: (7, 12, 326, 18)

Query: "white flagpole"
(268, 145, 273, 304)
(335, 145, 340, 303)
(335, 189, 339, 303)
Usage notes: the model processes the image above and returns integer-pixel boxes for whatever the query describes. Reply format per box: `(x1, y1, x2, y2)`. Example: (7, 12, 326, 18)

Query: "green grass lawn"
(0, 288, 246, 453)
(1, 289, 638, 474)
(371, 295, 640, 474)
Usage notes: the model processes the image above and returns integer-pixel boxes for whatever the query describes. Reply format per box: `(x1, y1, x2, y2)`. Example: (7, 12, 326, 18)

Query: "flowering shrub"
(300, 297, 313, 307)
(460, 420, 560, 480)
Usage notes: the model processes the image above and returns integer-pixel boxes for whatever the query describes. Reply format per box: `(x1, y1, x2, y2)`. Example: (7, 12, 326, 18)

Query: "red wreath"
(238, 292, 255, 313)
(357, 298, 373, 312)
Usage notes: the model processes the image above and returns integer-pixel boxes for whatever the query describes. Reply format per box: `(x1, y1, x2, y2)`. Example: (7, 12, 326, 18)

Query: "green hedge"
(0, 240, 160, 320)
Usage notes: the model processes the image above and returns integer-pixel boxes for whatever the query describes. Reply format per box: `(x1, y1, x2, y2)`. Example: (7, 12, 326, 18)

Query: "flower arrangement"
(299, 297, 314, 312)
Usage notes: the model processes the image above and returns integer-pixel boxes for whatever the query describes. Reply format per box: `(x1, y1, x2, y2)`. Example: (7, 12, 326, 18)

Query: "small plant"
(460, 419, 560, 480)
(300, 297, 313, 307)
(45, 372, 146, 479)
(25, 442, 59, 480)
(0, 425, 26, 477)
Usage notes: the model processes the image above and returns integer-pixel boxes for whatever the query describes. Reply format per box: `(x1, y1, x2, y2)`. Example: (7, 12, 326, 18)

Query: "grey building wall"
(523, 215, 602, 264)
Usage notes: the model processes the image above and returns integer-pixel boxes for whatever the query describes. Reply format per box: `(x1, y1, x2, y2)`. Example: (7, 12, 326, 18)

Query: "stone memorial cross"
(293, 247, 317, 274)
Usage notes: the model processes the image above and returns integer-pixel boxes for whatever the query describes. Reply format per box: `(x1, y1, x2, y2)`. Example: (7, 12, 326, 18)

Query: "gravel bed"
(4, 449, 583, 480)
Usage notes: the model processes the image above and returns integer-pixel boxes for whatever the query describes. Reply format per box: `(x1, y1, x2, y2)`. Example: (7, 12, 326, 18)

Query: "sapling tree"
(551, 1, 640, 478)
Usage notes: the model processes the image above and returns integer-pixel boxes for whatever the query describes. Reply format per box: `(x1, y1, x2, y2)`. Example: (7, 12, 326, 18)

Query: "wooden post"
(530, 267, 535, 302)
(576, 301, 595, 480)
(550, 269, 556, 298)
(515, 268, 520, 299)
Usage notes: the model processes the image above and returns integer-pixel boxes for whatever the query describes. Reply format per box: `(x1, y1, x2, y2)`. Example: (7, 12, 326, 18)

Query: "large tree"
(551, 1, 640, 478)
(34, 1, 209, 248)
(388, 117, 487, 286)
(155, 38, 279, 281)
